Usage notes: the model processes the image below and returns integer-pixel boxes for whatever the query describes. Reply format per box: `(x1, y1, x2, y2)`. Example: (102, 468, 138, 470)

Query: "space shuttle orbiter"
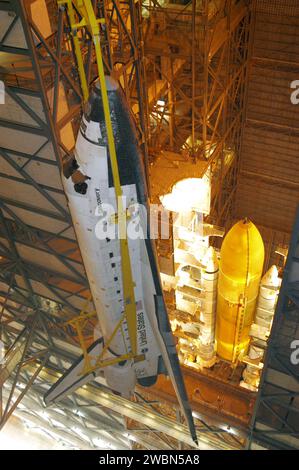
(44, 77, 197, 443)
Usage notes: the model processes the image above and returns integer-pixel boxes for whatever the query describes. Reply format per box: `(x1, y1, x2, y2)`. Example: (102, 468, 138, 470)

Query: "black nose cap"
(94, 76, 119, 95)
(137, 375, 158, 387)
(86, 76, 120, 123)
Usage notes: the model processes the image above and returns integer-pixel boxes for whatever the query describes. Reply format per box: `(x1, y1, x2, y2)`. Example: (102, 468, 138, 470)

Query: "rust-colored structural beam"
(146, 367, 255, 431)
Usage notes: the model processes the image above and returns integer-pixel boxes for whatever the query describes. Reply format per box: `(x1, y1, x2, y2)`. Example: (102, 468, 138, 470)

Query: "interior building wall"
(235, 0, 299, 242)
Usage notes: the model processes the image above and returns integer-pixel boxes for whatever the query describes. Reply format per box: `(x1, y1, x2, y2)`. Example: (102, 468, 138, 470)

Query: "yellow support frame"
(66, 309, 144, 375)
(58, 0, 138, 369)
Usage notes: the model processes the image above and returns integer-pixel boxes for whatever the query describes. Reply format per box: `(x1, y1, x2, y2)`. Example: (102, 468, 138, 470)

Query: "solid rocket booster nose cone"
(215, 219, 265, 362)
(261, 265, 279, 287)
(203, 246, 219, 272)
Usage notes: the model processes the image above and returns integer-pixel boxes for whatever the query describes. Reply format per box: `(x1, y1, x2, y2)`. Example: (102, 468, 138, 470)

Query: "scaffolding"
(0, 0, 255, 450)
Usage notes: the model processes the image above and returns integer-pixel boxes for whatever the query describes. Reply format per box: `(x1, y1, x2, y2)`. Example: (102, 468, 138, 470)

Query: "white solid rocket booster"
(197, 246, 219, 364)
(255, 265, 280, 331)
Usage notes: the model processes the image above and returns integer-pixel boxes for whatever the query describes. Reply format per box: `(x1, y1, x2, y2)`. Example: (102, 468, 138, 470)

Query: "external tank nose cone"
(220, 219, 264, 280)
(215, 219, 265, 362)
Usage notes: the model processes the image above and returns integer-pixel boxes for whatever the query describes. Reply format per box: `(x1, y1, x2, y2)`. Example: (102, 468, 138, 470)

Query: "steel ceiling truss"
(0, 0, 171, 450)
(140, 0, 251, 226)
(0, 0, 87, 313)
(0, 0, 110, 444)
(0, 319, 49, 430)
(0, 0, 250, 450)
(247, 206, 299, 450)
(1, 333, 132, 449)
(1, 320, 245, 450)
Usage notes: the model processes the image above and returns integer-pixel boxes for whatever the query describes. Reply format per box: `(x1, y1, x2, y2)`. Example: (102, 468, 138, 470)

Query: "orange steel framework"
(0, 0, 253, 450)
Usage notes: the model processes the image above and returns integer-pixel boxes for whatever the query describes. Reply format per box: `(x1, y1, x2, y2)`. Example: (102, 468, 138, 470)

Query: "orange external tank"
(216, 219, 264, 362)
